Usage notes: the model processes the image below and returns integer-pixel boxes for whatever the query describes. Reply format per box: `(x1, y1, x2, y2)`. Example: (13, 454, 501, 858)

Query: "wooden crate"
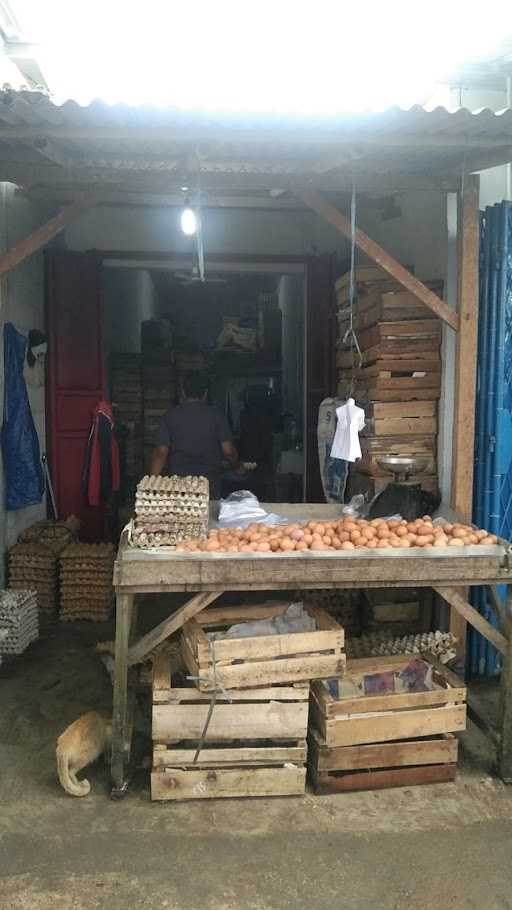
(308, 654, 464, 793)
(181, 601, 345, 692)
(151, 656, 308, 800)
(310, 655, 466, 749)
(337, 290, 437, 328)
(308, 729, 458, 793)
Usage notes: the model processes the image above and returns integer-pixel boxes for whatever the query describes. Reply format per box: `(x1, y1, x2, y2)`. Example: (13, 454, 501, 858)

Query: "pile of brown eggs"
(175, 516, 498, 554)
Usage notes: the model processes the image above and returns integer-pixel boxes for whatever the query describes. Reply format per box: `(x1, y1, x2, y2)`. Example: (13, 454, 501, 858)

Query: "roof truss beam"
(296, 185, 458, 330)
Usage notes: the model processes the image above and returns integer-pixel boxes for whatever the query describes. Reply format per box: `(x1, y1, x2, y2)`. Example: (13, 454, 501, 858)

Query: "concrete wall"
(0, 184, 50, 578)
(103, 268, 157, 354)
(64, 204, 344, 258)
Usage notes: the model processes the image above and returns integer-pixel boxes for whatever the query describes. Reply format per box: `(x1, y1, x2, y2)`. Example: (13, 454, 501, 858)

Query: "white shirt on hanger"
(330, 398, 365, 462)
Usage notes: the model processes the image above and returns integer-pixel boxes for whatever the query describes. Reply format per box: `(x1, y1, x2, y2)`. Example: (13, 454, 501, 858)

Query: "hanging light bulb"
(180, 200, 197, 236)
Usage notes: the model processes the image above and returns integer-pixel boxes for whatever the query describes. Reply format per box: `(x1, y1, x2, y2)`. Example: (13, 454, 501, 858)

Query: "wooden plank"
(152, 700, 309, 742)
(360, 435, 437, 455)
(318, 704, 466, 747)
(362, 416, 437, 437)
(350, 387, 441, 403)
(190, 627, 343, 664)
(296, 187, 458, 330)
(195, 602, 291, 624)
(152, 652, 171, 691)
(434, 585, 507, 656)
(128, 591, 222, 666)
(182, 635, 346, 691)
(159, 686, 310, 704)
(309, 729, 458, 771)
(369, 401, 436, 419)
(452, 174, 480, 519)
(0, 194, 97, 277)
(311, 762, 457, 793)
(153, 743, 307, 767)
(151, 765, 306, 800)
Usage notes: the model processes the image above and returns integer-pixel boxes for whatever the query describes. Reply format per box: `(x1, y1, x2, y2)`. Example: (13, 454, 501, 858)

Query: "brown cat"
(56, 711, 112, 797)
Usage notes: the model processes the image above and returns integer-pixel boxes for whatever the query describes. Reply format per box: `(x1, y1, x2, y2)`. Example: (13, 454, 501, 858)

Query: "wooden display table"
(111, 504, 512, 796)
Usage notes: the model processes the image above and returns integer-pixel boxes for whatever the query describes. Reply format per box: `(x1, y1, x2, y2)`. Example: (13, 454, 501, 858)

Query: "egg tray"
(346, 630, 457, 663)
(0, 590, 39, 655)
(137, 474, 209, 496)
(60, 543, 115, 561)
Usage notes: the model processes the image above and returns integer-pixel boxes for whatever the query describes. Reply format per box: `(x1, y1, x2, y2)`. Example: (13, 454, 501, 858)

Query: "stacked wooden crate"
(336, 268, 442, 497)
(308, 654, 466, 793)
(151, 601, 345, 801)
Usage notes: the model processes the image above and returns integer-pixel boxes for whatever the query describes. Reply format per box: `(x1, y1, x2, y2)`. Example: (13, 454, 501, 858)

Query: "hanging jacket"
(82, 401, 120, 506)
(1, 323, 45, 510)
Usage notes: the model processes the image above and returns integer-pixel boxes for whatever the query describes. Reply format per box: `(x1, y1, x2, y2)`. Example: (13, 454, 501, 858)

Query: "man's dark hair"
(183, 373, 209, 400)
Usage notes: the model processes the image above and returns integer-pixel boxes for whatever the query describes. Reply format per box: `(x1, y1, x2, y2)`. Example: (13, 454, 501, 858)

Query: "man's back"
(157, 401, 231, 479)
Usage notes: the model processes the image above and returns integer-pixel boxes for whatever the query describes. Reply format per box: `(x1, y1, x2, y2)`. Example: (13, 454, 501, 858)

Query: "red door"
(305, 253, 338, 502)
(46, 251, 106, 540)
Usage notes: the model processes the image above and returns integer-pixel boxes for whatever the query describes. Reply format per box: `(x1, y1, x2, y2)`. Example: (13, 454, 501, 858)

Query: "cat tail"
(56, 749, 91, 797)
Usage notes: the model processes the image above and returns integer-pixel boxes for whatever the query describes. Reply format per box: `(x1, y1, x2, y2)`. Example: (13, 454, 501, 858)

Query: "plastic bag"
(216, 491, 297, 529)
(207, 603, 316, 641)
(340, 494, 365, 518)
(1, 323, 44, 510)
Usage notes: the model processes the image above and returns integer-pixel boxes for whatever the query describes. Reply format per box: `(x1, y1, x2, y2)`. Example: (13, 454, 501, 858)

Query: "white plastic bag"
(216, 491, 297, 529)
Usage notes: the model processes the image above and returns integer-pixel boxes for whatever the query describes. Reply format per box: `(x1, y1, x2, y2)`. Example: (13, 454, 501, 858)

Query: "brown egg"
(388, 519, 401, 529)
(331, 536, 342, 549)
(370, 518, 383, 527)
(367, 539, 378, 549)
(448, 538, 464, 547)
(415, 535, 433, 546)
(377, 527, 390, 540)
(303, 533, 313, 545)
(323, 535, 332, 546)
(280, 538, 295, 551)
(452, 528, 467, 540)
(377, 539, 391, 548)
(340, 540, 355, 550)
(478, 535, 496, 545)
(398, 539, 411, 548)
(311, 539, 328, 550)
(338, 531, 350, 543)
(395, 525, 408, 537)
(296, 540, 309, 551)
(350, 529, 362, 543)
(433, 537, 449, 547)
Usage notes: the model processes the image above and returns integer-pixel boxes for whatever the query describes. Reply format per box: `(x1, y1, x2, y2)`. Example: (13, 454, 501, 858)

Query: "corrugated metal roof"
(0, 90, 510, 199)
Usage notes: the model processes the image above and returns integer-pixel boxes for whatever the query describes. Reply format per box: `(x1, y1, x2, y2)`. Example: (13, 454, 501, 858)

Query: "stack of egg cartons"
(0, 590, 39, 657)
(8, 543, 58, 616)
(132, 475, 209, 548)
(59, 544, 115, 622)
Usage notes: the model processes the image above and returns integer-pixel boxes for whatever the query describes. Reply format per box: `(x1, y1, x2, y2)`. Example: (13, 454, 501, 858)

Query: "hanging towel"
(330, 398, 366, 463)
(1, 323, 44, 510)
(82, 401, 120, 506)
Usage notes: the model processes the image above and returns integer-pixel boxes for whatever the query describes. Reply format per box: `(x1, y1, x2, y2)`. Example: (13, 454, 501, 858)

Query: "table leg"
(111, 593, 135, 797)
(498, 586, 512, 783)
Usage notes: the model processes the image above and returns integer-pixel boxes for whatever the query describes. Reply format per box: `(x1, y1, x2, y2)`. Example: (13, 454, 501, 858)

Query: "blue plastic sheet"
(1, 322, 44, 510)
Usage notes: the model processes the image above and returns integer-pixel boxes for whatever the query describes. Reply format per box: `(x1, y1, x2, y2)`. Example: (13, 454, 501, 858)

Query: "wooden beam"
(451, 174, 480, 519)
(498, 592, 512, 781)
(0, 124, 510, 148)
(434, 585, 507, 656)
(127, 591, 222, 666)
(296, 186, 459, 331)
(0, 193, 97, 277)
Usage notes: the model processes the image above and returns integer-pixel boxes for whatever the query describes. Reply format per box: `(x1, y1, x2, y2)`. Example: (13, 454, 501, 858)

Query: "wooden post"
(498, 587, 512, 782)
(111, 593, 135, 795)
(449, 175, 480, 662)
(451, 174, 480, 519)
(295, 186, 458, 330)
(0, 193, 97, 277)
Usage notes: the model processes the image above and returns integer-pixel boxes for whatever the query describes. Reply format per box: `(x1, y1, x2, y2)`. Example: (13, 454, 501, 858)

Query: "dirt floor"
(1, 600, 512, 910)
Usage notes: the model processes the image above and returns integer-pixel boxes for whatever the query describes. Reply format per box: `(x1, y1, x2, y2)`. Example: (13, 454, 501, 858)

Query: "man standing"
(150, 374, 241, 498)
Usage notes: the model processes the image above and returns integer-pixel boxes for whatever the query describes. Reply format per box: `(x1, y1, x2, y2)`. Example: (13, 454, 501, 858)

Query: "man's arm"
(221, 440, 243, 473)
(150, 445, 169, 476)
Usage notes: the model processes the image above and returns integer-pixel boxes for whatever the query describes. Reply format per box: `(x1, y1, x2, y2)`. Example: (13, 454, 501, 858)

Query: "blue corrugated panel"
(471, 201, 512, 676)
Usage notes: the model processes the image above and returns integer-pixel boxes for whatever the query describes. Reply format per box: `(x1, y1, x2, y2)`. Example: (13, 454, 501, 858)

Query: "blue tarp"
(1, 322, 44, 510)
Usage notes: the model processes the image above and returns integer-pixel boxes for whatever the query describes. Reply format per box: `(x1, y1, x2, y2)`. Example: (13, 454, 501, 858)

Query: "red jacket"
(82, 401, 120, 506)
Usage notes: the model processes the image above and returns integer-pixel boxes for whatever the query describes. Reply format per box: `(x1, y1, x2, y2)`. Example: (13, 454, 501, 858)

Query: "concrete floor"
(1, 608, 512, 910)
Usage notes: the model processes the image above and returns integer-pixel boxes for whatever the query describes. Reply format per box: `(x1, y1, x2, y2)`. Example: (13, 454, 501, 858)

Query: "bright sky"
(9, 0, 512, 111)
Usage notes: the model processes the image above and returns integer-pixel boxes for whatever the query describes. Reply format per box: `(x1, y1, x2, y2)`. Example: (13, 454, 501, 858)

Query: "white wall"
(64, 204, 344, 258)
(0, 184, 50, 578)
(103, 267, 157, 354)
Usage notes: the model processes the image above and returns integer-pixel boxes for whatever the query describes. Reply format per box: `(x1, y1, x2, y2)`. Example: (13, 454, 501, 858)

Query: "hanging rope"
(186, 637, 232, 764)
(342, 182, 363, 397)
